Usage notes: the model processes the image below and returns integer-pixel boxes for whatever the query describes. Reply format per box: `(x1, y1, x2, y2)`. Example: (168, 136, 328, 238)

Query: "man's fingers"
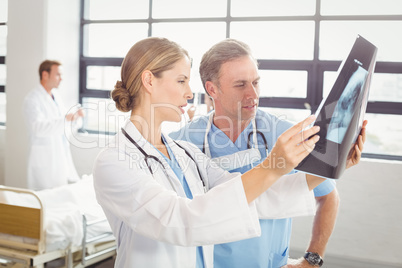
(354, 142, 362, 162)
(361, 120, 367, 143)
(357, 135, 364, 152)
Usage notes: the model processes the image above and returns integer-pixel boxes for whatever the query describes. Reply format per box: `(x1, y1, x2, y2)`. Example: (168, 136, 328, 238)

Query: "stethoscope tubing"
(121, 128, 206, 193)
(203, 113, 269, 157)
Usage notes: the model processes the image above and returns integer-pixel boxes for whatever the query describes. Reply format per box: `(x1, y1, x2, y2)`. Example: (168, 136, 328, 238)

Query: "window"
(0, 0, 7, 126)
(79, 0, 402, 160)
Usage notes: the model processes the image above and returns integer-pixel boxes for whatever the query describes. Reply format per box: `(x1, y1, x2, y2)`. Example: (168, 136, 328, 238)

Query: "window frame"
(79, 0, 402, 160)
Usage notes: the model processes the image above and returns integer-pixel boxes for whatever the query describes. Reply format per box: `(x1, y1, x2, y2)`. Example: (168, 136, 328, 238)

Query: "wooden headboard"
(0, 186, 45, 253)
(0, 203, 41, 239)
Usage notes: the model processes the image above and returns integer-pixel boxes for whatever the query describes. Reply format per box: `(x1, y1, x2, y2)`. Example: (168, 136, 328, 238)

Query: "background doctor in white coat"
(23, 60, 84, 190)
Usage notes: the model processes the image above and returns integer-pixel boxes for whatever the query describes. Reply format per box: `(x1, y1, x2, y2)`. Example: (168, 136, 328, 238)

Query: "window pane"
(0, 92, 6, 123)
(85, 23, 148, 57)
(364, 113, 402, 156)
(0, 64, 5, 85)
(259, 70, 307, 98)
(370, 73, 402, 102)
(152, 22, 226, 93)
(230, 21, 315, 60)
(323, 71, 338, 98)
(0, 0, 7, 21)
(87, 66, 121, 91)
(0, 25, 7, 56)
(82, 97, 129, 134)
(321, 0, 402, 15)
(86, 0, 149, 20)
(320, 21, 402, 61)
(324, 71, 402, 103)
(231, 0, 315, 17)
(259, 107, 311, 124)
(152, 0, 226, 18)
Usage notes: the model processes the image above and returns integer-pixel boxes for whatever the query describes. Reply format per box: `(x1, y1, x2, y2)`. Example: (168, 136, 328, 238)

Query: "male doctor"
(170, 39, 366, 268)
(23, 60, 84, 190)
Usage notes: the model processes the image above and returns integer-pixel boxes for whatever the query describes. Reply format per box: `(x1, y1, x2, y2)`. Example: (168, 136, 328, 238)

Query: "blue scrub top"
(170, 110, 336, 268)
(158, 136, 205, 268)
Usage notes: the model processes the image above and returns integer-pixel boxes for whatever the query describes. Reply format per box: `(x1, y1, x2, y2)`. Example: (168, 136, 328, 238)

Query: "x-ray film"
(295, 35, 377, 179)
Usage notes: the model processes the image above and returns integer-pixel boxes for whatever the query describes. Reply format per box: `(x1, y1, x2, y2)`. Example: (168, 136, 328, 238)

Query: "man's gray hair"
(199, 39, 257, 93)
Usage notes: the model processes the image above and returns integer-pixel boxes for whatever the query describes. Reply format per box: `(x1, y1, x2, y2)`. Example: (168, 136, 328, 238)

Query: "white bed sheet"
(0, 175, 113, 252)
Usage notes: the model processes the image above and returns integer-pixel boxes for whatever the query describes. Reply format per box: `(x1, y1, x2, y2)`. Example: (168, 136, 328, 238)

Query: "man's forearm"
(306, 188, 340, 256)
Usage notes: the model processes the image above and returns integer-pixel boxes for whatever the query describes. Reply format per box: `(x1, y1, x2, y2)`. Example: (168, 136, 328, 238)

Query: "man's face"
(213, 55, 260, 123)
(47, 65, 63, 89)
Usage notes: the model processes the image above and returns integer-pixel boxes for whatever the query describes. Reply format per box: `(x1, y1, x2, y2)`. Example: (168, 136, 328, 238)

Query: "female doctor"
(93, 37, 326, 268)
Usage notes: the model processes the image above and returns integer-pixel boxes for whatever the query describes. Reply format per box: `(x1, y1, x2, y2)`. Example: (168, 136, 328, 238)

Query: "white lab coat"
(93, 119, 315, 268)
(23, 84, 79, 190)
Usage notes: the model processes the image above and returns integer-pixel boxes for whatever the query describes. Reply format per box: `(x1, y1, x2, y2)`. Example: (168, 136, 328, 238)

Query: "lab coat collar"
(33, 84, 62, 115)
(120, 119, 190, 197)
(36, 84, 55, 100)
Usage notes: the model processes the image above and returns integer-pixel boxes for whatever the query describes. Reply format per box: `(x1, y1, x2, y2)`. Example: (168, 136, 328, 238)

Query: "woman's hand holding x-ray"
(346, 120, 368, 169)
(267, 115, 320, 177)
(242, 115, 320, 204)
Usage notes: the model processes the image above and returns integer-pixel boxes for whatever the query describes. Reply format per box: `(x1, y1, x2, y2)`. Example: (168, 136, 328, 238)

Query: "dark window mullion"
(259, 97, 307, 109)
(81, 57, 123, 66)
(367, 102, 402, 115)
(80, 90, 111, 99)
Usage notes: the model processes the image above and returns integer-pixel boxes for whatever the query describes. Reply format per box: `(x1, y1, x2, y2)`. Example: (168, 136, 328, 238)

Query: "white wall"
(5, 0, 47, 188)
(290, 159, 402, 267)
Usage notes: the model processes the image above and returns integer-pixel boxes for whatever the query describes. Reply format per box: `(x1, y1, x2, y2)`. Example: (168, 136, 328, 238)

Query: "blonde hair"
(112, 37, 190, 113)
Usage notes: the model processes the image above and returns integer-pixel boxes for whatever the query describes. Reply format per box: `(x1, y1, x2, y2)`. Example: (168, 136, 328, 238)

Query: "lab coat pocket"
(270, 247, 288, 268)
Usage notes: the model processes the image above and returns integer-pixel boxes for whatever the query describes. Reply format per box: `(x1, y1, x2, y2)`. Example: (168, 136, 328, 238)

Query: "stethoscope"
(121, 128, 207, 193)
(247, 127, 268, 154)
(202, 112, 269, 170)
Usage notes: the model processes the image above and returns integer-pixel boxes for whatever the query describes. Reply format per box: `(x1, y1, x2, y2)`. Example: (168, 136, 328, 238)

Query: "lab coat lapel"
(164, 134, 206, 196)
(36, 85, 62, 117)
(121, 120, 187, 197)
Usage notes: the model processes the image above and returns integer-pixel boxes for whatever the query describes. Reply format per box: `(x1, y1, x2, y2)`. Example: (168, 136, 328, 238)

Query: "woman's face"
(151, 57, 193, 123)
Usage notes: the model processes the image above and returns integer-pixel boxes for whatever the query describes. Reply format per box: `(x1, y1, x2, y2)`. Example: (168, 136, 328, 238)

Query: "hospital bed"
(0, 175, 116, 268)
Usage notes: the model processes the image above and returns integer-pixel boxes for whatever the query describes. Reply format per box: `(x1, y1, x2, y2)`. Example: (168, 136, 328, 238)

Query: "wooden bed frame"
(0, 185, 116, 268)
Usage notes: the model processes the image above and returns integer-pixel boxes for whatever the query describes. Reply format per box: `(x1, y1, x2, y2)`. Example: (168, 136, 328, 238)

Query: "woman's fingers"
(298, 134, 320, 157)
(280, 115, 316, 141)
(270, 116, 321, 175)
